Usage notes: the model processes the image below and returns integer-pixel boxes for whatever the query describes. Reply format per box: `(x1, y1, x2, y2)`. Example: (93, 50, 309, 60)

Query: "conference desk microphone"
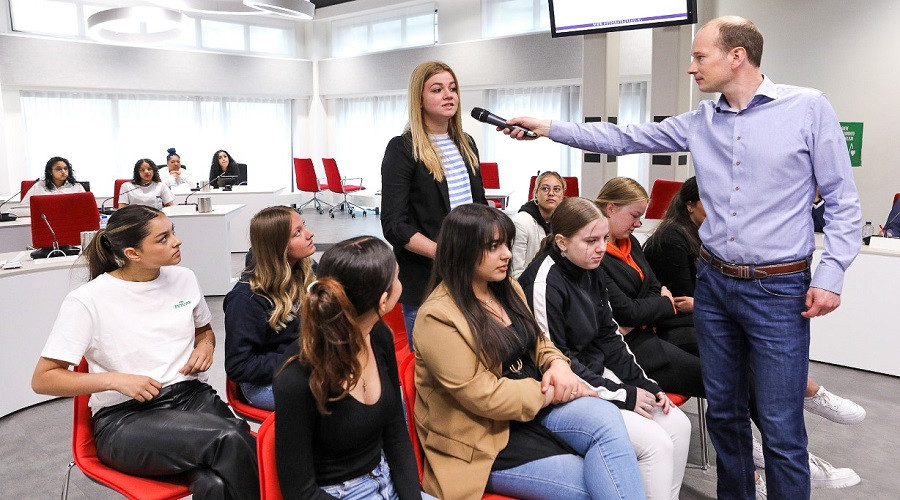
(0, 178, 40, 222)
(183, 173, 224, 210)
(471, 107, 538, 138)
(99, 184, 142, 215)
(30, 214, 80, 259)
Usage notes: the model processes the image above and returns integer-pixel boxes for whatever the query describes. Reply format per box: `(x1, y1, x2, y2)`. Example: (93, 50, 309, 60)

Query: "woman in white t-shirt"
(21, 156, 85, 204)
(118, 159, 176, 209)
(160, 148, 194, 191)
(31, 205, 258, 499)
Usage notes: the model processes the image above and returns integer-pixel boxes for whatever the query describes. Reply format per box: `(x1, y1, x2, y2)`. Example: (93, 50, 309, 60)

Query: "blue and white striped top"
(430, 133, 472, 209)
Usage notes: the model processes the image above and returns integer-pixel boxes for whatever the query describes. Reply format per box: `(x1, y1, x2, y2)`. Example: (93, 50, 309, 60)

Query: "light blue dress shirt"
(550, 76, 860, 294)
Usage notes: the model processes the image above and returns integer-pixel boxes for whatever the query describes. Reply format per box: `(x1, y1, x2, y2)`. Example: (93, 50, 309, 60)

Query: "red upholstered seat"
(113, 179, 130, 208)
(645, 179, 683, 219)
(225, 377, 273, 423)
(65, 359, 191, 500)
(480, 162, 504, 208)
(527, 176, 580, 201)
(293, 158, 332, 214)
(29, 192, 100, 248)
(20, 179, 37, 201)
(256, 414, 283, 500)
(383, 306, 410, 359)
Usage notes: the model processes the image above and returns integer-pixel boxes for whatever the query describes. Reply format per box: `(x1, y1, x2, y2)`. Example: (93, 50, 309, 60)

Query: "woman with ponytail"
(273, 236, 427, 499)
(224, 206, 315, 410)
(31, 205, 258, 499)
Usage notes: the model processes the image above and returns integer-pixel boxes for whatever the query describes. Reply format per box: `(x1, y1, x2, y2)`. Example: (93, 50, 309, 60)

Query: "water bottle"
(99, 214, 108, 230)
(862, 221, 874, 245)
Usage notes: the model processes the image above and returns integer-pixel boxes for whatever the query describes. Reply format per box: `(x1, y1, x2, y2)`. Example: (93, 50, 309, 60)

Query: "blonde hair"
(538, 197, 604, 255)
(406, 61, 479, 182)
(247, 206, 315, 331)
(594, 177, 649, 216)
(532, 171, 567, 200)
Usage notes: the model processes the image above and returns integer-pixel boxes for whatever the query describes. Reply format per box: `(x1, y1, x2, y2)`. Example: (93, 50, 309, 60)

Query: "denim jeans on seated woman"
(239, 381, 275, 411)
(321, 453, 437, 500)
(486, 396, 645, 499)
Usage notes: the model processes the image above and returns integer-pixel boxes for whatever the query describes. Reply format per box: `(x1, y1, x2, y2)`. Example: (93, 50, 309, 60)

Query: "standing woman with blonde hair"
(224, 206, 316, 410)
(381, 60, 488, 344)
(511, 171, 567, 278)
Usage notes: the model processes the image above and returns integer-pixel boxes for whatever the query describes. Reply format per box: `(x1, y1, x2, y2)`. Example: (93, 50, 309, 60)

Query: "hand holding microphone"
(470, 107, 550, 140)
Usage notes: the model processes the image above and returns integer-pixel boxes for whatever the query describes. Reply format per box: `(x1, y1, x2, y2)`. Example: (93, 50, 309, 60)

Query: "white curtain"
(482, 85, 582, 209)
(20, 92, 292, 195)
(330, 95, 409, 193)
(617, 81, 649, 188)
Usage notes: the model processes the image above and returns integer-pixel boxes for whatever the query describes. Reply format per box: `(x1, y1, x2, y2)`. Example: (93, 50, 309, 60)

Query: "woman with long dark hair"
(31, 205, 258, 499)
(209, 149, 240, 181)
(224, 206, 316, 410)
(273, 236, 426, 499)
(118, 158, 175, 209)
(414, 203, 642, 499)
(21, 156, 85, 203)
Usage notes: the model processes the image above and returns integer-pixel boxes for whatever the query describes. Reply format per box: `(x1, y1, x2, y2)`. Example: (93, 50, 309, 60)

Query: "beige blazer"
(413, 281, 569, 500)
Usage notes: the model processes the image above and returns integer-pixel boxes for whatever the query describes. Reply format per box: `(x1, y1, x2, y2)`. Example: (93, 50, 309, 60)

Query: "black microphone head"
(471, 107, 487, 121)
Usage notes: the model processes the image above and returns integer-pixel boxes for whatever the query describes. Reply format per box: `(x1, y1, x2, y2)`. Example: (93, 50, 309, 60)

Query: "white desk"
(485, 188, 512, 210)
(171, 186, 284, 252)
(0, 218, 32, 252)
(0, 253, 87, 417)
(163, 204, 243, 295)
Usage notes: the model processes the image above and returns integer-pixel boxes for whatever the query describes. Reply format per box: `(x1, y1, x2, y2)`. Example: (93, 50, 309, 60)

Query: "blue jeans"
(401, 303, 419, 350)
(321, 453, 436, 500)
(694, 256, 811, 499)
(239, 381, 275, 411)
(486, 397, 644, 499)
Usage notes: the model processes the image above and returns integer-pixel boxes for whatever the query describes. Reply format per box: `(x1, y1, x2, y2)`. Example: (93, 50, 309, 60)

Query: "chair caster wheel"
(330, 213, 335, 219)
(374, 208, 380, 215)
(351, 214, 356, 219)
(362, 212, 367, 217)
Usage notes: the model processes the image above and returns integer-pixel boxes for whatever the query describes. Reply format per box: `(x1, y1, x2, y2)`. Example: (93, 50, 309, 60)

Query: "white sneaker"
(809, 453, 861, 489)
(752, 437, 765, 468)
(755, 473, 767, 499)
(804, 386, 866, 424)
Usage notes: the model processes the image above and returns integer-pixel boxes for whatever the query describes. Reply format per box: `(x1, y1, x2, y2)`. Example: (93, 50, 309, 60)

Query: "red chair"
(666, 393, 709, 470)
(398, 353, 520, 500)
(30, 192, 100, 256)
(645, 179, 683, 219)
(383, 306, 410, 359)
(113, 178, 131, 208)
(527, 176, 579, 201)
(226, 377, 273, 423)
(893, 192, 899, 206)
(480, 162, 505, 209)
(322, 158, 377, 218)
(293, 158, 332, 214)
(20, 179, 38, 201)
(63, 359, 191, 500)
(257, 414, 283, 500)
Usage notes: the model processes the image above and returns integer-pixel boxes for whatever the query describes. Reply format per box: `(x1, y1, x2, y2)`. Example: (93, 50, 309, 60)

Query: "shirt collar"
(715, 74, 777, 112)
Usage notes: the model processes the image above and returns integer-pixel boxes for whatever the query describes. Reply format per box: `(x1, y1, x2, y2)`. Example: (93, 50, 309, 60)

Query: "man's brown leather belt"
(699, 246, 808, 279)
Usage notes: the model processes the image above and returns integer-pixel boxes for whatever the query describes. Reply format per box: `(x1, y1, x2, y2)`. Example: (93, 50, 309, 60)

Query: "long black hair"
(42, 157, 77, 190)
(428, 204, 540, 368)
(131, 158, 161, 185)
(644, 176, 701, 257)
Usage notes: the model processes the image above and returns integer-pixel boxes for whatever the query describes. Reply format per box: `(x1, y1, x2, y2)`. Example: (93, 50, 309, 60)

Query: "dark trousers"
(627, 328, 706, 398)
(93, 380, 260, 500)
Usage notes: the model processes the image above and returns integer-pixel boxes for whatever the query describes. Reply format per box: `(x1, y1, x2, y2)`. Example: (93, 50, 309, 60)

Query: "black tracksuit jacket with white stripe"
(519, 246, 662, 410)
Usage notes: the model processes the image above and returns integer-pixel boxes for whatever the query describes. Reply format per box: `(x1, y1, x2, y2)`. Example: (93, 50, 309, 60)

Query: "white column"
(579, 32, 620, 199)
(649, 25, 695, 185)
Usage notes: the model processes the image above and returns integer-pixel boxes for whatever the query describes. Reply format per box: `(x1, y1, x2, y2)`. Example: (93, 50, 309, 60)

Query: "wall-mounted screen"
(549, 0, 698, 38)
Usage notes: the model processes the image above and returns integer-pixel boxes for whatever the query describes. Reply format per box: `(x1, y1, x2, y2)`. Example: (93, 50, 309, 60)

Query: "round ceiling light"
(87, 7, 187, 44)
(243, 0, 315, 20)
(150, 0, 264, 16)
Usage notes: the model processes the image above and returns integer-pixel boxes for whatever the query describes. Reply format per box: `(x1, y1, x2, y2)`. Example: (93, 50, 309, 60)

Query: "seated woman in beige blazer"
(413, 203, 644, 500)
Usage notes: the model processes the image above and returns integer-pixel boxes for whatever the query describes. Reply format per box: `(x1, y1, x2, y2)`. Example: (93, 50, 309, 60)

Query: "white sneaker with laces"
(753, 437, 765, 469)
(804, 386, 866, 424)
(755, 473, 767, 499)
(809, 453, 861, 489)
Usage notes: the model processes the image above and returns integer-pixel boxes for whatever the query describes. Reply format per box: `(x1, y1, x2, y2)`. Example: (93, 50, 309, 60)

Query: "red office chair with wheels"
(480, 162, 505, 208)
(293, 158, 332, 214)
(645, 179, 683, 219)
(30, 192, 100, 258)
(398, 353, 520, 500)
(20, 179, 38, 201)
(226, 377, 273, 423)
(257, 414, 283, 500)
(322, 158, 377, 218)
(63, 359, 191, 500)
(666, 393, 709, 470)
(113, 179, 131, 208)
(527, 176, 579, 201)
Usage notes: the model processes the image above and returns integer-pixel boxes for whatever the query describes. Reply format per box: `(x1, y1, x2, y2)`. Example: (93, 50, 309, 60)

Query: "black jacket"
(519, 246, 661, 410)
(380, 131, 487, 306)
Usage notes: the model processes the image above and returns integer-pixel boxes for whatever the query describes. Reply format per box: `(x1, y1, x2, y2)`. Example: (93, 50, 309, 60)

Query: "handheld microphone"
(99, 184, 142, 215)
(183, 172, 224, 209)
(0, 178, 40, 222)
(471, 107, 538, 138)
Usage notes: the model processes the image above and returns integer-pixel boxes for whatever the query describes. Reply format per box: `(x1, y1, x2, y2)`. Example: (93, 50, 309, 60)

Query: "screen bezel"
(549, 0, 698, 38)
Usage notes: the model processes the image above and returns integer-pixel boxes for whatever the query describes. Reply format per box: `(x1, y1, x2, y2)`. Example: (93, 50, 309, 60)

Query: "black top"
(209, 162, 240, 182)
(223, 280, 299, 384)
(273, 322, 420, 499)
(380, 131, 488, 306)
(643, 226, 697, 299)
(518, 246, 661, 411)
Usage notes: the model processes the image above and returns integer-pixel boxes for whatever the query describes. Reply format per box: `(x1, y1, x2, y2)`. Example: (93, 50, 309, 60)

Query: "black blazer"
(380, 131, 487, 306)
(643, 225, 697, 299)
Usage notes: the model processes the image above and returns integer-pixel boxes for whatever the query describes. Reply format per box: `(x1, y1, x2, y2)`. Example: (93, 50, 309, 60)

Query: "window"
(20, 92, 293, 193)
(331, 4, 437, 58)
(201, 20, 246, 52)
(616, 81, 650, 187)
(482, 0, 549, 38)
(482, 85, 581, 209)
(9, 0, 80, 37)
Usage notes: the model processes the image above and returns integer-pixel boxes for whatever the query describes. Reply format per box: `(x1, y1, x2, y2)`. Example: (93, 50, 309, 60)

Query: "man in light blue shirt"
(504, 16, 861, 499)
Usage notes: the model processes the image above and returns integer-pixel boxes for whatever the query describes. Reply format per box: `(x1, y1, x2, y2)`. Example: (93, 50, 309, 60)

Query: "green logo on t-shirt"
(174, 300, 192, 309)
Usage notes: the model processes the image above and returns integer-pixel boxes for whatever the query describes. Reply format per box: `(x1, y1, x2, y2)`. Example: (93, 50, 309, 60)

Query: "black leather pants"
(93, 380, 259, 499)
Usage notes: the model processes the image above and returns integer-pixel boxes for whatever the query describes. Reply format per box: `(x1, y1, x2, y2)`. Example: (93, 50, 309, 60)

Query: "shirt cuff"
(811, 262, 844, 295)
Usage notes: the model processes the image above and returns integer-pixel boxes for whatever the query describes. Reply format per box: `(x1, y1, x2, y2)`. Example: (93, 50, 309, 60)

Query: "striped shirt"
(430, 134, 473, 209)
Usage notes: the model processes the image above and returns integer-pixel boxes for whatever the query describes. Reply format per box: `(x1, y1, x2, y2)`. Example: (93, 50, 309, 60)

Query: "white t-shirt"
(160, 168, 195, 191)
(40, 266, 213, 413)
(21, 181, 85, 204)
(120, 181, 175, 208)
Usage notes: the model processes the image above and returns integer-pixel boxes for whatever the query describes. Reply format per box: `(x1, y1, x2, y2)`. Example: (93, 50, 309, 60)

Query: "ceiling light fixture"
(243, 0, 315, 20)
(87, 6, 187, 44)
(150, 0, 264, 16)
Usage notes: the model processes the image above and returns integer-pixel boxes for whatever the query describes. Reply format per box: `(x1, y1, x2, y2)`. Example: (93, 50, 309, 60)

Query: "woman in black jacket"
(380, 61, 487, 344)
(519, 197, 690, 500)
(595, 177, 704, 398)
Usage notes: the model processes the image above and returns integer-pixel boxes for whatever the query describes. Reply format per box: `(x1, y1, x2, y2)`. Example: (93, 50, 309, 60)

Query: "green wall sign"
(840, 122, 863, 167)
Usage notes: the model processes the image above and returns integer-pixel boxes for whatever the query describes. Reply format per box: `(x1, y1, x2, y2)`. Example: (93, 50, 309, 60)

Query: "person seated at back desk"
(21, 156, 85, 204)
(119, 159, 175, 209)
(885, 197, 900, 237)
(160, 147, 194, 191)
